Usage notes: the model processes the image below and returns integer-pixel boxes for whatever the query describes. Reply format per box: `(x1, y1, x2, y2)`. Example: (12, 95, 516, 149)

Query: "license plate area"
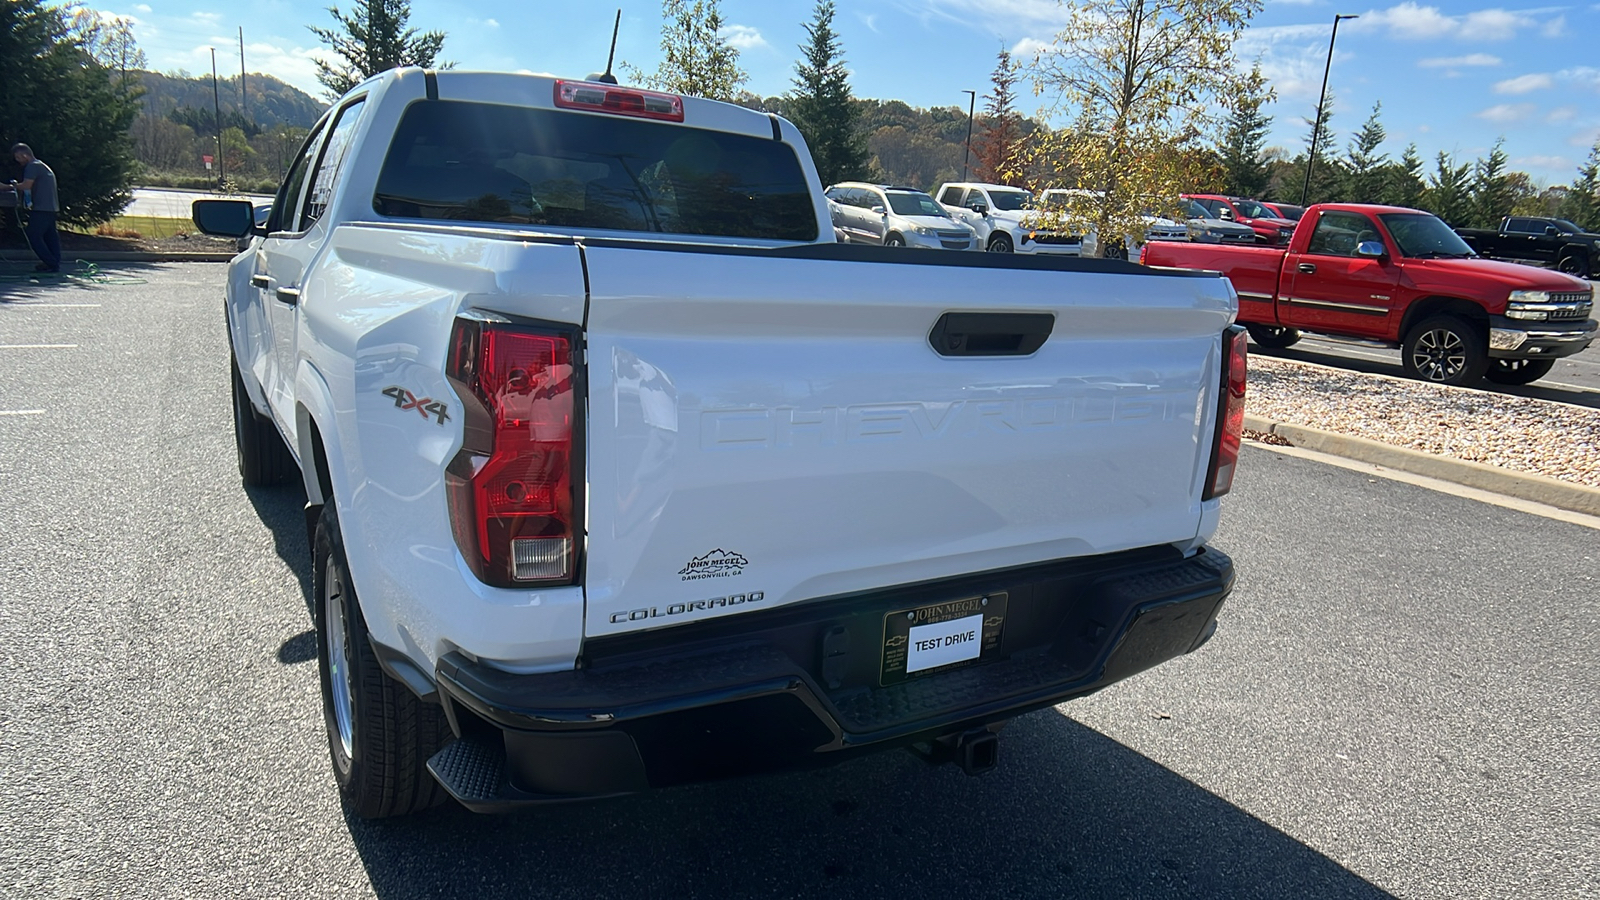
(880, 592, 1007, 686)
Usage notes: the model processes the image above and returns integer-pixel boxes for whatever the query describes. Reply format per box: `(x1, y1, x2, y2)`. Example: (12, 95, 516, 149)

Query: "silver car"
(1183, 200, 1257, 244)
(826, 183, 978, 250)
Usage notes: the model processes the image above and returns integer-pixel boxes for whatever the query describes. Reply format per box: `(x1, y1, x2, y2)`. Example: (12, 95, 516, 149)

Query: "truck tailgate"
(581, 246, 1235, 637)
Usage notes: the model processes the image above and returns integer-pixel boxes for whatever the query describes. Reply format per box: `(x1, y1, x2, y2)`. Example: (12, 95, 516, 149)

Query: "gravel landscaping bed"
(1247, 357, 1600, 488)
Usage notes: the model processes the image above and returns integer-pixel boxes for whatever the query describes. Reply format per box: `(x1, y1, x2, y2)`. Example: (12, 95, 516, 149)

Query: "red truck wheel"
(1402, 315, 1489, 386)
(1245, 324, 1301, 349)
(1485, 358, 1555, 385)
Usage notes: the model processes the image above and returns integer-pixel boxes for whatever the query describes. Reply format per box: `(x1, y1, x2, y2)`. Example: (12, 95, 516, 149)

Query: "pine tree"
(972, 49, 1024, 185)
(309, 0, 448, 99)
(1342, 101, 1388, 203)
(1469, 138, 1513, 229)
(1423, 151, 1472, 226)
(786, 1, 868, 186)
(1218, 64, 1273, 199)
(625, 0, 747, 102)
(1381, 143, 1425, 209)
(0, 0, 141, 226)
(1297, 96, 1338, 203)
(1560, 140, 1600, 231)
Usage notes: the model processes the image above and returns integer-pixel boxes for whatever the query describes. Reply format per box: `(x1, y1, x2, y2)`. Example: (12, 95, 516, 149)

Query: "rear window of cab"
(372, 100, 818, 242)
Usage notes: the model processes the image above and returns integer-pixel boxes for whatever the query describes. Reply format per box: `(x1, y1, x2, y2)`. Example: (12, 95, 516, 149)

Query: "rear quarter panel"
(1143, 242, 1286, 323)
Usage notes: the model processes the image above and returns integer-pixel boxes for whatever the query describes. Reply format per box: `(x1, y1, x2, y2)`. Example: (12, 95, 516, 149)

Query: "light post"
(1300, 13, 1359, 206)
(961, 90, 976, 182)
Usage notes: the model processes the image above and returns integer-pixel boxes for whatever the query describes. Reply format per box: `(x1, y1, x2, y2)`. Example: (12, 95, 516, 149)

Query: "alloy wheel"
(324, 560, 356, 761)
(1411, 327, 1467, 382)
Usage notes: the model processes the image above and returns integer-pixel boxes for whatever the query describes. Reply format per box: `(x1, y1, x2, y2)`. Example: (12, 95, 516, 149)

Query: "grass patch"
(69, 215, 194, 240)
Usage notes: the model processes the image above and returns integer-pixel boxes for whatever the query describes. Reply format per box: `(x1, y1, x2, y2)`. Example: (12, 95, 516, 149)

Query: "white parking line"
(5, 303, 102, 308)
(0, 344, 77, 349)
(0, 410, 46, 416)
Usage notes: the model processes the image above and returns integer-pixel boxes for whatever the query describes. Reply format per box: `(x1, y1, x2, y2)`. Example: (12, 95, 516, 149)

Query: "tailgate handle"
(929, 312, 1054, 357)
(1297, 263, 1317, 275)
(275, 286, 301, 305)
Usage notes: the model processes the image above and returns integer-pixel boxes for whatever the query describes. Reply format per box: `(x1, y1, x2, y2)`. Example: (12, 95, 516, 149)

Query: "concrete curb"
(1244, 414, 1600, 517)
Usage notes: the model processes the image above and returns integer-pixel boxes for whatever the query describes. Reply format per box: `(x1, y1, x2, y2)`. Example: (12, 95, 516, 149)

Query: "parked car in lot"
(1261, 202, 1305, 223)
(1185, 194, 1296, 245)
(935, 182, 1081, 254)
(825, 183, 977, 249)
(1456, 216, 1600, 278)
(1035, 189, 1187, 259)
(1143, 203, 1596, 386)
(1182, 200, 1258, 245)
(192, 68, 1243, 817)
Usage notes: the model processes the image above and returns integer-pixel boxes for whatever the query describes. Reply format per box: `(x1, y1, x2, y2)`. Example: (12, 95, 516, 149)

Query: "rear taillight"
(1203, 325, 1248, 500)
(553, 80, 685, 122)
(445, 317, 579, 586)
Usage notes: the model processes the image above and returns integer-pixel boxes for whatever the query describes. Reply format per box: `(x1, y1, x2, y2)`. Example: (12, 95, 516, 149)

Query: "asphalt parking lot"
(1, 263, 1596, 898)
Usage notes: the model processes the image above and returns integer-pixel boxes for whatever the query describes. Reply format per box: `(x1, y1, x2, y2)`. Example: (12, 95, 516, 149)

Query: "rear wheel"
(987, 233, 1014, 253)
(232, 356, 295, 486)
(1557, 251, 1588, 277)
(315, 503, 453, 818)
(1402, 315, 1489, 386)
(884, 234, 905, 247)
(1245, 324, 1301, 349)
(1484, 358, 1555, 385)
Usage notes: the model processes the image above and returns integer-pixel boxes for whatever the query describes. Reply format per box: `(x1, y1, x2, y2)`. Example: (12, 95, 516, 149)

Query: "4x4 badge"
(382, 386, 449, 425)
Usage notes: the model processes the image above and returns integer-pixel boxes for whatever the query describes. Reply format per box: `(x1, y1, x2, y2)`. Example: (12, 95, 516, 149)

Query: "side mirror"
(1218, 209, 1234, 221)
(968, 201, 989, 216)
(871, 205, 886, 216)
(1546, 226, 1560, 237)
(192, 199, 257, 238)
(1356, 241, 1387, 259)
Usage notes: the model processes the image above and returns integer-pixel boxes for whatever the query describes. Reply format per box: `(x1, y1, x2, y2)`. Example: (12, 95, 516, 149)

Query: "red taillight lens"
(445, 318, 579, 586)
(1203, 325, 1248, 500)
(553, 80, 685, 121)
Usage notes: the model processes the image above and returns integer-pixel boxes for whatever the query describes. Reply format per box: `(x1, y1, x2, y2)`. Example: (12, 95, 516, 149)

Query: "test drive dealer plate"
(880, 592, 1007, 686)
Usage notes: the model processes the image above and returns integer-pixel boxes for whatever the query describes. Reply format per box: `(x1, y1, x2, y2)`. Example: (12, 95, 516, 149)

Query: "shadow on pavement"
(243, 481, 314, 619)
(341, 711, 1393, 899)
(1253, 343, 1600, 411)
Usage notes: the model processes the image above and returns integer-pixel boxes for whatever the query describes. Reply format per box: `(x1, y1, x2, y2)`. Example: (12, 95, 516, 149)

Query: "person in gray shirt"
(10, 143, 61, 273)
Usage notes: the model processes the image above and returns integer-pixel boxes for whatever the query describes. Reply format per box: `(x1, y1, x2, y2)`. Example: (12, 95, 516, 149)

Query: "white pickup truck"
(935, 182, 1084, 255)
(194, 68, 1244, 818)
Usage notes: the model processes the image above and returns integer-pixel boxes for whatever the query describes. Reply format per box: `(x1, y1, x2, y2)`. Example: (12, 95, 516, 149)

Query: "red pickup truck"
(1143, 203, 1597, 386)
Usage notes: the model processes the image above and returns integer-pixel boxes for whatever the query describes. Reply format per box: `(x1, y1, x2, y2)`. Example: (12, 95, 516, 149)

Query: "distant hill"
(134, 70, 326, 131)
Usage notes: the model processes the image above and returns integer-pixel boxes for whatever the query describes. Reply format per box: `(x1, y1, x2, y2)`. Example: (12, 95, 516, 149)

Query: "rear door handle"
(249, 275, 269, 289)
(929, 312, 1055, 357)
(1297, 263, 1317, 275)
(275, 286, 301, 305)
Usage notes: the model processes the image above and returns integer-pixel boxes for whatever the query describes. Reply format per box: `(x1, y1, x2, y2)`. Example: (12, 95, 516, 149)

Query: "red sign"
(202, 154, 213, 164)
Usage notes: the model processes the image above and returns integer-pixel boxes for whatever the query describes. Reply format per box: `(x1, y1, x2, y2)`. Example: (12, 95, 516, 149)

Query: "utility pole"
(961, 90, 976, 182)
(1301, 14, 1359, 206)
(239, 27, 248, 123)
(211, 47, 224, 188)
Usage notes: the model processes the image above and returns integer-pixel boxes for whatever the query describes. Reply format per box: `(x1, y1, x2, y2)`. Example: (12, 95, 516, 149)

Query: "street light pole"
(211, 47, 225, 188)
(1301, 13, 1358, 206)
(961, 90, 976, 182)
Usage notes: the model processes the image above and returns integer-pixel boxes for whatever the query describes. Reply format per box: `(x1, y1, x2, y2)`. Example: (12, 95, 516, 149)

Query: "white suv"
(935, 182, 1081, 255)
(825, 183, 977, 250)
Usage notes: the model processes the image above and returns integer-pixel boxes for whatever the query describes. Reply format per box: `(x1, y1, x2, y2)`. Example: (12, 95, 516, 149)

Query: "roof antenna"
(593, 10, 621, 84)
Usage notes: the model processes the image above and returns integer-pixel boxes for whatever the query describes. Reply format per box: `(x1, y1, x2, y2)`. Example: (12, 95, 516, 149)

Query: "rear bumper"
(1488, 316, 1597, 359)
(426, 545, 1235, 811)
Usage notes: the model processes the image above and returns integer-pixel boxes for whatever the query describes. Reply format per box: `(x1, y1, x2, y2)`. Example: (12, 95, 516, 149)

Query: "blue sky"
(110, 1, 1600, 187)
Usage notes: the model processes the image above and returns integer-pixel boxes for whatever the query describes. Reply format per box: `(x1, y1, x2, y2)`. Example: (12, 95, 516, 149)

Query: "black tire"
(1484, 358, 1556, 385)
(1557, 251, 1588, 277)
(884, 233, 905, 247)
(232, 356, 296, 486)
(1103, 242, 1129, 260)
(314, 503, 453, 819)
(1401, 315, 1489, 386)
(987, 233, 1014, 253)
(1245, 324, 1302, 349)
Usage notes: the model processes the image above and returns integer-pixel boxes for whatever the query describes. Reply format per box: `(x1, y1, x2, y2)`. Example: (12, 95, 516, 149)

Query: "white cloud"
(190, 11, 221, 24)
(1417, 53, 1501, 68)
(1476, 103, 1536, 124)
(1548, 106, 1578, 122)
(1354, 3, 1540, 42)
(134, 3, 151, 11)
(485, 18, 499, 28)
(1495, 73, 1554, 94)
(1010, 36, 1052, 60)
(1559, 66, 1600, 88)
(859, 13, 880, 33)
(1541, 15, 1566, 37)
(1514, 154, 1568, 170)
(719, 24, 769, 51)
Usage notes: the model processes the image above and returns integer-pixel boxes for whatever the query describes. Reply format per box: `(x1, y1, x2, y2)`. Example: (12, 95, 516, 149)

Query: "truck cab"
(934, 182, 1081, 255)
